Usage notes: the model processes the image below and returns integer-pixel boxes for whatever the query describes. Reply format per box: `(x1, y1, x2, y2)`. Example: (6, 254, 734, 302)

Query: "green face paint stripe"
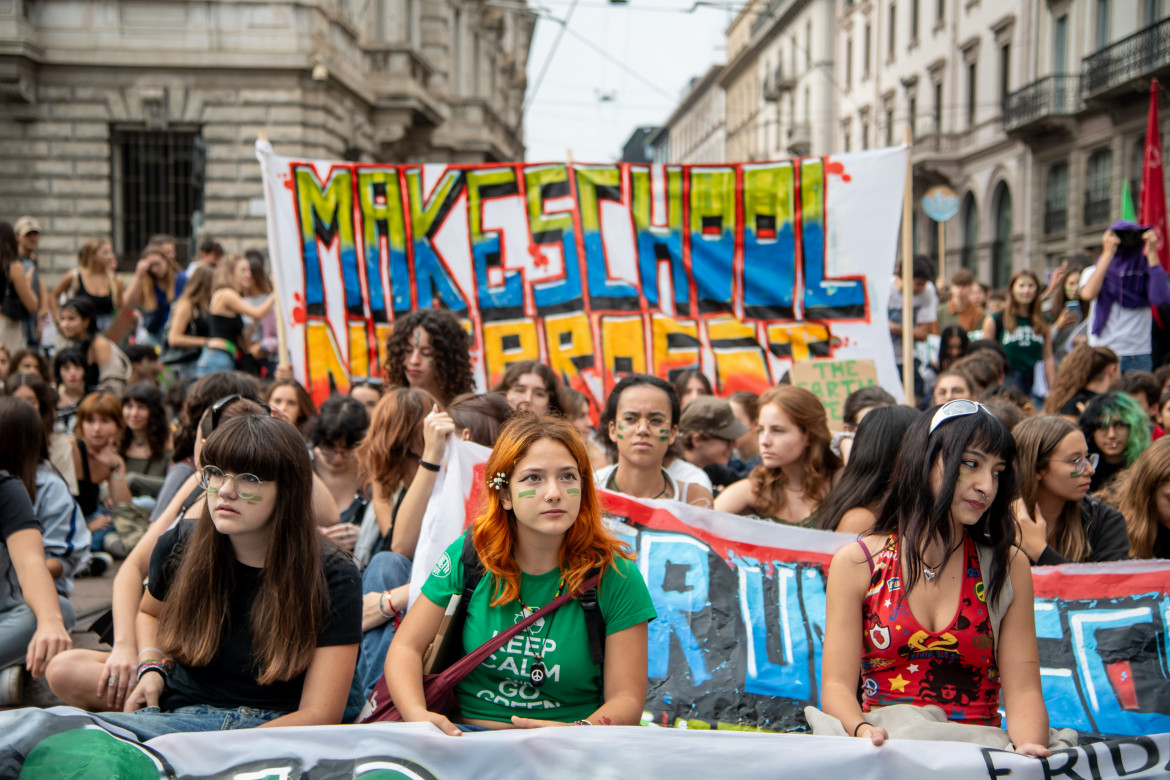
(566, 488, 580, 496)
(517, 490, 537, 499)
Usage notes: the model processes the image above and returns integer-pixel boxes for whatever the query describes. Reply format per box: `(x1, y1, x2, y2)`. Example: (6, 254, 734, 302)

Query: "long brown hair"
(1115, 437, 1170, 558)
(138, 247, 178, 312)
(471, 413, 630, 605)
(1043, 344, 1118, 414)
(749, 386, 839, 519)
(156, 416, 330, 685)
(1013, 415, 1088, 561)
(1002, 269, 1050, 337)
(356, 386, 435, 498)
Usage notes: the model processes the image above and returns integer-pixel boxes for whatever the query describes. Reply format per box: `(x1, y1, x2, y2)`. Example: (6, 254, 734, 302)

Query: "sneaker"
(0, 665, 22, 706)
(79, 551, 114, 577)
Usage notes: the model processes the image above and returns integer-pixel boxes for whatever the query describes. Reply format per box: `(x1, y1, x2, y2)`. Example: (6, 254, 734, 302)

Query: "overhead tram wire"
(516, 0, 582, 136)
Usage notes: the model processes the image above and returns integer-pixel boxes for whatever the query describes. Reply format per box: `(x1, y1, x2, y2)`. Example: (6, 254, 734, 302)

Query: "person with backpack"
(384, 413, 656, 734)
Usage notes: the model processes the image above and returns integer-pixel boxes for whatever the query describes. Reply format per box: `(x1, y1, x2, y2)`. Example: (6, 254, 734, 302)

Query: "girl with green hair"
(1079, 391, 1152, 493)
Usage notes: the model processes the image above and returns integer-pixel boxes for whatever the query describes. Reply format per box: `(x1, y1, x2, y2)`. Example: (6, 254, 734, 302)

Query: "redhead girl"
(90, 416, 361, 740)
(715, 385, 840, 526)
(386, 413, 656, 733)
(821, 401, 1051, 755)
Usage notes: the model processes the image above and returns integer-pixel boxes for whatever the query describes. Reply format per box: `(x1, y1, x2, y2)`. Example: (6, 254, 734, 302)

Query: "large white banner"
(6, 709, 1169, 779)
(256, 144, 909, 407)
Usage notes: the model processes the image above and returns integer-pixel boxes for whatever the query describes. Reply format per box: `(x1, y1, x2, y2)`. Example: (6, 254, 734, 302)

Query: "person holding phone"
(1078, 222, 1169, 374)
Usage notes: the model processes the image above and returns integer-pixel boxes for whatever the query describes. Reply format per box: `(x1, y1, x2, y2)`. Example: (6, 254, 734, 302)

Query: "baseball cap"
(14, 216, 42, 236)
(679, 396, 750, 441)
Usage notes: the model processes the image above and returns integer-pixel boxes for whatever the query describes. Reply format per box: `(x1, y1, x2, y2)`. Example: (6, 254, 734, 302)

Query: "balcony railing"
(1084, 196, 1112, 227)
(1081, 16, 1170, 98)
(1003, 75, 1081, 133)
(915, 131, 964, 155)
(1044, 207, 1068, 235)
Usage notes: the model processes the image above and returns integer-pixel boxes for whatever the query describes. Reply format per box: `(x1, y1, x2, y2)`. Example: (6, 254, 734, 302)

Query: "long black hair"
(817, 405, 919, 532)
(872, 405, 1018, 607)
(0, 396, 45, 497)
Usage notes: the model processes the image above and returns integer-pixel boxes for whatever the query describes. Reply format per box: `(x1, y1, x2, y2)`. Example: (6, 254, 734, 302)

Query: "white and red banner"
(256, 144, 909, 408)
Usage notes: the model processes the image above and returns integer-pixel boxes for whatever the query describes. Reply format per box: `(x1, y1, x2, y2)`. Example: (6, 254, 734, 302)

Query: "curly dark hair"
(120, 382, 171, 461)
(383, 309, 474, 407)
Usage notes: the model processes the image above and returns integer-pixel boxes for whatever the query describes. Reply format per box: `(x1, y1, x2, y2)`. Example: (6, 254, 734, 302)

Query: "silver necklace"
(923, 538, 964, 582)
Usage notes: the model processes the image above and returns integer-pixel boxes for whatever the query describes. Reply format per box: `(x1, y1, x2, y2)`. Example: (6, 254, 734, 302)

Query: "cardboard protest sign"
(789, 358, 878, 428)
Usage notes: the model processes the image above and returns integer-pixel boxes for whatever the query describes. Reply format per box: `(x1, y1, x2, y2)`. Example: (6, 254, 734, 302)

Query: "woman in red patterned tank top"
(821, 400, 1051, 757)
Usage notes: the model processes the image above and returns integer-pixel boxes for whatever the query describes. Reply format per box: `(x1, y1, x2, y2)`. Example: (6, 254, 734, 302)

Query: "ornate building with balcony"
(661, 65, 726, 164)
(0, 0, 534, 272)
(1004, 1, 1168, 271)
(835, 0, 1034, 288)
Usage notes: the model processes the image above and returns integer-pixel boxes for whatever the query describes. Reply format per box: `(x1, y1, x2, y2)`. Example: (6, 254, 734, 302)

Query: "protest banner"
(789, 358, 877, 428)
(6, 710, 1170, 780)
(256, 146, 909, 408)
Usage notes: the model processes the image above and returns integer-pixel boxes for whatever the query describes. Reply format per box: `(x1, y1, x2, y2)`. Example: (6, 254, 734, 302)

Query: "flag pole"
(901, 126, 915, 404)
(255, 130, 290, 375)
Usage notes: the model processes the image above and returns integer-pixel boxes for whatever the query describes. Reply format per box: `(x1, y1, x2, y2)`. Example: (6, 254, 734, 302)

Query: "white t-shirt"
(1079, 265, 1151, 358)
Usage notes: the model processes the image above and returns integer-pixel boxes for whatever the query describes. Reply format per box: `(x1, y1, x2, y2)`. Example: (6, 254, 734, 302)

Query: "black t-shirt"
(1, 472, 40, 613)
(148, 521, 362, 712)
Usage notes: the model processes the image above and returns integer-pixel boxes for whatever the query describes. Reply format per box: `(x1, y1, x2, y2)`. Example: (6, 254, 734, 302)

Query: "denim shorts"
(95, 703, 285, 741)
(192, 347, 236, 377)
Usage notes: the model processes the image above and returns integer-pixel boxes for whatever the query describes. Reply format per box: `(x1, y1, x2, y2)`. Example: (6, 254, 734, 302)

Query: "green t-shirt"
(993, 312, 1044, 375)
(420, 532, 657, 723)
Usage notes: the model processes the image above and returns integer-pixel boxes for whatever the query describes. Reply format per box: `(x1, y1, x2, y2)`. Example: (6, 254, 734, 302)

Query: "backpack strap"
(460, 531, 486, 603)
(579, 566, 606, 667)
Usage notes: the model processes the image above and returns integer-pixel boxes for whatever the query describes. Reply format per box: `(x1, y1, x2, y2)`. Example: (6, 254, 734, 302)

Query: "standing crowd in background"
(0, 214, 1166, 755)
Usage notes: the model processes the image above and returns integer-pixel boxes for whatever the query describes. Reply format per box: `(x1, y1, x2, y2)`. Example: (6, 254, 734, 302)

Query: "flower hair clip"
(488, 472, 508, 491)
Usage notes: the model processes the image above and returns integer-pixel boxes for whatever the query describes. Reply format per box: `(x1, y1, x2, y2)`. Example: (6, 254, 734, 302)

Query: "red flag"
(1139, 79, 1169, 271)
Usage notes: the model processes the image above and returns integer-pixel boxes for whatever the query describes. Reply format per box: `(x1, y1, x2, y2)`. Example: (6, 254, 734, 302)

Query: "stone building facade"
(662, 65, 726, 164)
(0, 0, 534, 274)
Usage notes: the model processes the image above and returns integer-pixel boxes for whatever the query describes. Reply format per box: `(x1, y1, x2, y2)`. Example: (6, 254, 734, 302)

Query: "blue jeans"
(1120, 353, 1153, 374)
(352, 552, 413, 705)
(0, 597, 76, 670)
(192, 347, 235, 377)
(94, 703, 285, 741)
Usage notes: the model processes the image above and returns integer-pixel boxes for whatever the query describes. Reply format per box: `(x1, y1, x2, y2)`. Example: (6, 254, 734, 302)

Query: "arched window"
(961, 193, 978, 270)
(992, 182, 1012, 288)
(1045, 162, 1069, 234)
(1084, 148, 1113, 226)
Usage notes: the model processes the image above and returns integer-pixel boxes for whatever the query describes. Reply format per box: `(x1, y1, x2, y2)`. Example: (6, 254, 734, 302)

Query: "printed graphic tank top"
(860, 533, 1001, 725)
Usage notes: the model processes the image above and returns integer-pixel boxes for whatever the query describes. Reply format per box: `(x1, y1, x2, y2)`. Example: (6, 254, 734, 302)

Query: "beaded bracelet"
(136, 658, 175, 683)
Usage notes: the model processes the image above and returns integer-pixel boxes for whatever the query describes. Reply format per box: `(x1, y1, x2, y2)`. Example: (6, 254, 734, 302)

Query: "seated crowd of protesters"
(0, 224, 1166, 756)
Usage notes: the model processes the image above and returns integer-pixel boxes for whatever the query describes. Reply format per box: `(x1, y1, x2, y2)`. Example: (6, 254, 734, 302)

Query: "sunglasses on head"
(928, 399, 992, 436)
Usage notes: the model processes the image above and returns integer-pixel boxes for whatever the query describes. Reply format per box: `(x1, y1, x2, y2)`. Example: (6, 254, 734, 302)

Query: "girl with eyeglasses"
(1012, 415, 1130, 565)
(47, 392, 342, 711)
(87, 416, 361, 740)
(1078, 391, 1151, 493)
(821, 400, 1052, 755)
